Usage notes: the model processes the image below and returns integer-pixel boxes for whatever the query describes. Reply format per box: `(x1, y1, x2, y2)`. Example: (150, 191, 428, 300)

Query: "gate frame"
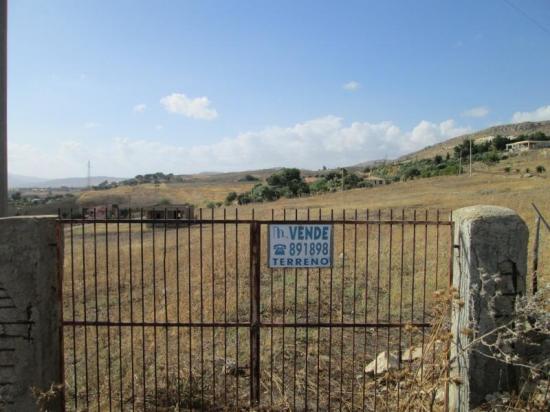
(58, 210, 455, 411)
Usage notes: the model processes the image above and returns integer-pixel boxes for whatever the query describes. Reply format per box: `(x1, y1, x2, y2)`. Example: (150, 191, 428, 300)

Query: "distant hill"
(8, 174, 126, 188)
(399, 120, 550, 161)
(8, 174, 47, 188)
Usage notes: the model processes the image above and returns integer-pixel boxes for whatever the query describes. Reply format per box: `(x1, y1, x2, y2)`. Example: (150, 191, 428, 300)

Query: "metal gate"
(59, 208, 454, 411)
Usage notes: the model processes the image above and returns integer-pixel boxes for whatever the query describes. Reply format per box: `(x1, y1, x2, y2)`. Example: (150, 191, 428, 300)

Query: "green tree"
(492, 135, 510, 151)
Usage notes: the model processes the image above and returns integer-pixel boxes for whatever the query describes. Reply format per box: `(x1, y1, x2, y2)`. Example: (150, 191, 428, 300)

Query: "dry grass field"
(62, 149, 550, 410)
(78, 181, 257, 209)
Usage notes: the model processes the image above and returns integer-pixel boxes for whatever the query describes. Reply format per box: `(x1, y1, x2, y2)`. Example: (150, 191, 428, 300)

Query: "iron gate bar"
(249, 221, 261, 407)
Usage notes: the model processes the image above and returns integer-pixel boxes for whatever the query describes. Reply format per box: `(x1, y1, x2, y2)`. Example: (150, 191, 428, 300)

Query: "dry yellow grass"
(62, 149, 550, 410)
(78, 181, 256, 208)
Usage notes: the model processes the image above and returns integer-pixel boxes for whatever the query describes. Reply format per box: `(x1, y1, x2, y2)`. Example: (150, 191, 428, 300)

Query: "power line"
(503, 0, 550, 36)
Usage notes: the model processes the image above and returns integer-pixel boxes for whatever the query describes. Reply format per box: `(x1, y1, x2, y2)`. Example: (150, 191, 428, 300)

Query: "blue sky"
(8, 0, 550, 178)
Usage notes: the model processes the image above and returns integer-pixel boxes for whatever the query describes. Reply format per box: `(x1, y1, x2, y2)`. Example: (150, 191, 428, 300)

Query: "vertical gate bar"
(327, 208, 334, 411)
(140, 209, 146, 410)
(351, 209, 358, 410)
(117, 211, 124, 410)
(431, 210, 440, 397)
(409, 210, 417, 370)
(340, 209, 345, 411)
(282, 209, 286, 399)
(152, 210, 158, 410)
(293, 209, 298, 412)
(199, 208, 205, 407)
(223, 208, 228, 405)
(444, 212, 454, 412)
(56, 220, 66, 412)
(175, 214, 181, 408)
(187, 207, 193, 405)
(316, 207, 322, 411)
(386, 209, 393, 408)
(421, 210, 428, 381)
(250, 220, 261, 408)
(82, 217, 90, 409)
(235, 208, 240, 409)
(163, 212, 169, 399)
(211, 208, 216, 404)
(129, 209, 136, 411)
(397, 209, 405, 409)
(373, 209, 381, 410)
(269, 209, 274, 407)
(93, 211, 101, 409)
(304, 208, 310, 411)
(105, 214, 113, 412)
(435, 209, 440, 290)
(69, 211, 78, 410)
(362, 209, 369, 411)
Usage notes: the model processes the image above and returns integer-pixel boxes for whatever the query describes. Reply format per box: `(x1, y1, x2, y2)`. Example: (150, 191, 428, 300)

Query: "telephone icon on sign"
(273, 244, 286, 256)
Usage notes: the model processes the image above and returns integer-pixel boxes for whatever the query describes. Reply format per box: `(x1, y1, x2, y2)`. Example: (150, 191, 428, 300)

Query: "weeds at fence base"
(139, 374, 212, 411)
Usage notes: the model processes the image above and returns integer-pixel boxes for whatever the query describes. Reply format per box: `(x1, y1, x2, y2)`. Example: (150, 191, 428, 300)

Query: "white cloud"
(9, 116, 469, 178)
(511, 105, 550, 123)
(155, 125, 163, 130)
(343, 81, 360, 91)
(462, 106, 489, 118)
(160, 92, 218, 120)
(133, 103, 147, 113)
(84, 122, 100, 128)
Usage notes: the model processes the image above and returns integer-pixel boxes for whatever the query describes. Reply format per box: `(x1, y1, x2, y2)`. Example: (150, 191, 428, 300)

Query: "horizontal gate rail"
(58, 217, 453, 226)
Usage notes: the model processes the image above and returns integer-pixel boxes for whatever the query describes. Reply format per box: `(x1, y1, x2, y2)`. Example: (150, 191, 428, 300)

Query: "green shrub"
(224, 191, 237, 205)
(237, 193, 251, 205)
(238, 174, 260, 182)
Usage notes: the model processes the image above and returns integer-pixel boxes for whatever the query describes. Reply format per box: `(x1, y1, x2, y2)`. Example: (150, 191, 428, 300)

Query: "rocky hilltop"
(399, 120, 550, 161)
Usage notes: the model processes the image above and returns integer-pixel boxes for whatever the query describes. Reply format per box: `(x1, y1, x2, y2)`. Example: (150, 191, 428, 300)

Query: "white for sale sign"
(268, 224, 333, 268)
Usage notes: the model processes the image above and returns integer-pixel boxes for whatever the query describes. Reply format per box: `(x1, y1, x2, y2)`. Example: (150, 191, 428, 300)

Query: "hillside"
(77, 181, 258, 208)
(8, 174, 125, 188)
(399, 120, 550, 161)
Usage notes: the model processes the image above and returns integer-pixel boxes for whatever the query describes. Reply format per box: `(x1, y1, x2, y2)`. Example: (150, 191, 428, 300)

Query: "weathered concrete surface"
(450, 206, 528, 411)
(0, 216, 63, 411)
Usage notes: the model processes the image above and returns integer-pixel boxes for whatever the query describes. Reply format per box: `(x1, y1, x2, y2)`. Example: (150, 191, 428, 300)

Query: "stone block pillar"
(450, 206, 528, 411)
(0, 216, 63, 411)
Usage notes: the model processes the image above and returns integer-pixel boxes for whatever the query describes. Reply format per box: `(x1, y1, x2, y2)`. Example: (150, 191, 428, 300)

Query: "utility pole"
(0, 0, 7, 217)
(469, 138, 473, 177)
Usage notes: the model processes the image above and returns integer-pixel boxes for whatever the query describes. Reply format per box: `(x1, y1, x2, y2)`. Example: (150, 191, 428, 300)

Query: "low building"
(506, 140, 550, 153)
(145, 205, 195, 226)
(365, 176, 386, 186)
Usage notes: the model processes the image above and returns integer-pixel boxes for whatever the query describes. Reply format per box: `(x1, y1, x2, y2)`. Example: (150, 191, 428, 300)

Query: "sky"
(7, 0, 550, 178)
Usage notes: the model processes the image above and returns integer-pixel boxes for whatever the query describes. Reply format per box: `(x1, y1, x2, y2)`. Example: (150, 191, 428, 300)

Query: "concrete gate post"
(450, 206, 528, 411)
(0, 216, 63, 411)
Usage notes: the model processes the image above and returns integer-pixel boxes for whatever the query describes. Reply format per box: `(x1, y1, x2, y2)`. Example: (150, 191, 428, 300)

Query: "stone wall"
(0, 216, 63, 411)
